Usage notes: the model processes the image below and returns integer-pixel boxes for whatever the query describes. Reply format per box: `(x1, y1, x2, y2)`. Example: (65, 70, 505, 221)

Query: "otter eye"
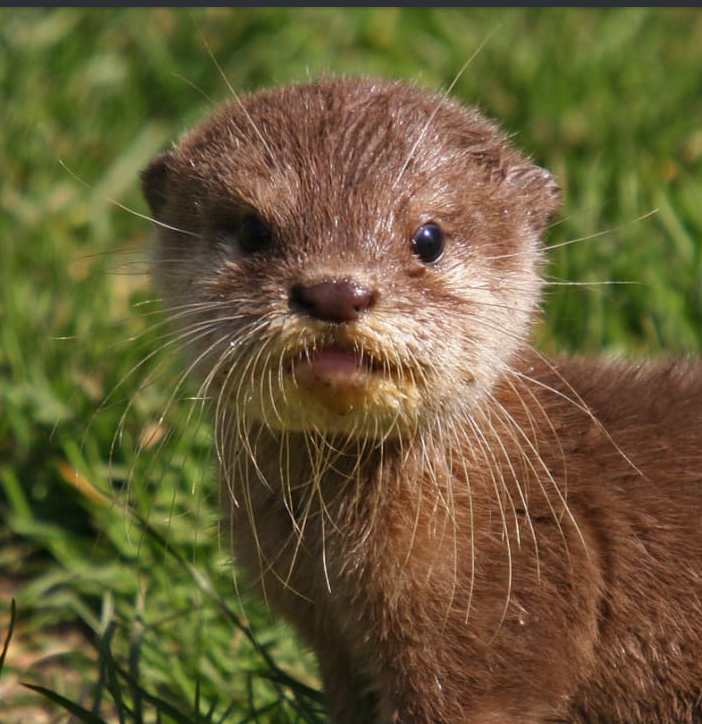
(411, 222, 445, 264)
(238, 214, 273, 254)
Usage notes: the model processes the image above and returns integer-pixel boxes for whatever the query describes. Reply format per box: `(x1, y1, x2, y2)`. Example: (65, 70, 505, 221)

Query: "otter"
(140, 77, 702, 724)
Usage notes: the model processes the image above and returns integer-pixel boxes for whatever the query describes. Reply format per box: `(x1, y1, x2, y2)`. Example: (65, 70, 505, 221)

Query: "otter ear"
(141, 152, 173, 219)
(507, 164, 561, 231)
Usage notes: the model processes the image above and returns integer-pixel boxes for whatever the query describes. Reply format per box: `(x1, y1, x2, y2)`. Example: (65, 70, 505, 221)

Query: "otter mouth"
(290, 345, 385, 385)
(288, 345, 389, 415)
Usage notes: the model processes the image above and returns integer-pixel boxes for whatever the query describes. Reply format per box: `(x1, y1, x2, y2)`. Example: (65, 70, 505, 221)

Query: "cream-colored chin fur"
(248, 373, 423, 437)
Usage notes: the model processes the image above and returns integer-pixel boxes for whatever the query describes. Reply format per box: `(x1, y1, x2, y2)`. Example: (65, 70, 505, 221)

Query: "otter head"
(142, 77, 559, 439)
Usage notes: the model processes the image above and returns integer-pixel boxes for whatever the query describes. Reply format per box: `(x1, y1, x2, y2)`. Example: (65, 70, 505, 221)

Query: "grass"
(1, 7, 701, 723)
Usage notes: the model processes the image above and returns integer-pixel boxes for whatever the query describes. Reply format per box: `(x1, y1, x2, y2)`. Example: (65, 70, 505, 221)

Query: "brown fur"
(142, 77, 702, 724)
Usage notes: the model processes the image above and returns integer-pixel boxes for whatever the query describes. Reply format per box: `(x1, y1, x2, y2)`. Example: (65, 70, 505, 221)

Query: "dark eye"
(411, 222, 445, 264)
(238, 214, 273, 254)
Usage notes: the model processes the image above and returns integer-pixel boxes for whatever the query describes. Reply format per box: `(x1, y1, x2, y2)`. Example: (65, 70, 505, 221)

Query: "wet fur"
(141, 77, 702, 723)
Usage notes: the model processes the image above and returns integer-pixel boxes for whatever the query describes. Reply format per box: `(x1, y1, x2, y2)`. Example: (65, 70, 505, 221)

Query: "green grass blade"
(0, 599, 17, 677)
(22, 683, 111, 724)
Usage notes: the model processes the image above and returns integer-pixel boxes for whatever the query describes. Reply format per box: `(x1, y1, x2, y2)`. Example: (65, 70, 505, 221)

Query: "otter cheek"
(292, 349, 370, 415)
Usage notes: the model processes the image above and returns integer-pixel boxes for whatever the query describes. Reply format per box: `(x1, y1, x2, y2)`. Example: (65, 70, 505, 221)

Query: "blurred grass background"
(1, 7, 701, 723)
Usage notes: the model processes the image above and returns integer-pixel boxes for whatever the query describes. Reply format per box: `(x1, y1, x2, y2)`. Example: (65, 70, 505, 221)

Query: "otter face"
(142, 77, 559, 438)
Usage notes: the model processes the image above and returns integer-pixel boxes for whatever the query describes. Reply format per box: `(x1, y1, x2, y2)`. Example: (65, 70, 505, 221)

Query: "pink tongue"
(293, 348, 361, 385)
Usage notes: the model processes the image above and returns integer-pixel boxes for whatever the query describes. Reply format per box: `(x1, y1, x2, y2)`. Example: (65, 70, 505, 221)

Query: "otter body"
(142, 78, 702, 723)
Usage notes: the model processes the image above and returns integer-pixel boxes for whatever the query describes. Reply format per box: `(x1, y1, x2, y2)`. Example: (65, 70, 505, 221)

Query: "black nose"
(289, 279, 377, 323)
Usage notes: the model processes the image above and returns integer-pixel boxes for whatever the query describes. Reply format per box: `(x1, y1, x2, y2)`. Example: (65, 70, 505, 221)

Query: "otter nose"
(289, 279, 376, 323)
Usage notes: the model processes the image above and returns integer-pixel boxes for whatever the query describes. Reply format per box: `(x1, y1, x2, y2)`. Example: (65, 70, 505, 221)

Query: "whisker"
(59, 159, 199, 237)
(393, 26, 499, 188)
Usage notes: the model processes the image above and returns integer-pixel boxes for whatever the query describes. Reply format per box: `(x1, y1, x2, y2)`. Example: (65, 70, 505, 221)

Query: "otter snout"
(288, 279, 377, 324)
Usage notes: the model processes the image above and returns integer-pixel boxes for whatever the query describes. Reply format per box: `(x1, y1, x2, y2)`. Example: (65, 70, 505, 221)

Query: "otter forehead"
(170, 78, 521, 225)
